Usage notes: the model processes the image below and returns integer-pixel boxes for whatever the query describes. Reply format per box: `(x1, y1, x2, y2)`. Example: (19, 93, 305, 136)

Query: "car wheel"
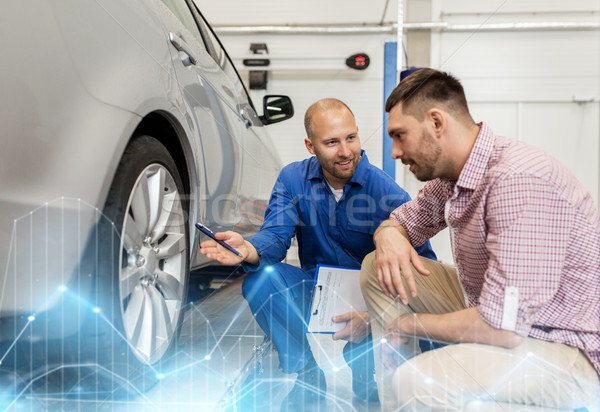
(97, 135, 189, 373)
(0, 135, 190, 399)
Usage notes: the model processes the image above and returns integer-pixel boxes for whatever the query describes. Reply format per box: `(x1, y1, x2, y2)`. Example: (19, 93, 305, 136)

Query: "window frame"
(185, 0, 257, 112)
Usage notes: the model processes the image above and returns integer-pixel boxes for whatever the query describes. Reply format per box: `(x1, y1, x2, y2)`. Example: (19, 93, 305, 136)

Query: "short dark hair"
(385, 68, 472, 122)
(304, 98, 355, 140)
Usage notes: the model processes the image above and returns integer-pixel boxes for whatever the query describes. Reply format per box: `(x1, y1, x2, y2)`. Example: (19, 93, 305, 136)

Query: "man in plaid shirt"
(361, 68, 600, 410)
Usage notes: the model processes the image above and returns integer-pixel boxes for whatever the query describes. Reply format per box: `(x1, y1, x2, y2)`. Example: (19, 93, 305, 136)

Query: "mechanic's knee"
(241, 264, 285, 301)
(242, 266, 278, 299)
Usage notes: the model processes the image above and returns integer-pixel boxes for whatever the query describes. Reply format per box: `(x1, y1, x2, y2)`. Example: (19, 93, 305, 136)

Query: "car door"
(193, 13, 283, 238)
(156, 0, 245, 232)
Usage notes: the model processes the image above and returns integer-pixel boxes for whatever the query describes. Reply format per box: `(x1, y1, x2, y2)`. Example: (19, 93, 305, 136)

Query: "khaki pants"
(360, 251, 600, 411)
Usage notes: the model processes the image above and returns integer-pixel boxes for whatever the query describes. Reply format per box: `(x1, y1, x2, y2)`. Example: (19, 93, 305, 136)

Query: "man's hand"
(379, 309, 525, 370)
(199, 231, 252, 265)
(373, 220, 430, 304)
(381, 314, 413, 369)
(331, 311, 370, 343)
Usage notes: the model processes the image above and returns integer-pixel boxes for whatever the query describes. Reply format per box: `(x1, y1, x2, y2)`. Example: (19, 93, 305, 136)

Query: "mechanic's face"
(387, 104, 442, 181)
(305, 108, 362, 189)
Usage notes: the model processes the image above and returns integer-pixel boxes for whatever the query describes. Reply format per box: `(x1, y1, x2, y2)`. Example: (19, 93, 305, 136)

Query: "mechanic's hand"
(199, 231, 248, 265)
(331, 311, 370, 343)
(373, 222, 430, 304)
(381, 315, 411, 370)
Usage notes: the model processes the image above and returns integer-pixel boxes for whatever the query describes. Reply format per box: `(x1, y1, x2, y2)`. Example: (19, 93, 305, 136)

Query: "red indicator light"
(346, 53, 370, 70)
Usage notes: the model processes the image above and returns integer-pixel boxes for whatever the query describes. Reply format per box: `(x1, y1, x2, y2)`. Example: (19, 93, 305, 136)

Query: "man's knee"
(392, 356, 444, 409)
(360, 251, 378, 296)
(241, 271, 257, 300)
(241, 264, 286, 303)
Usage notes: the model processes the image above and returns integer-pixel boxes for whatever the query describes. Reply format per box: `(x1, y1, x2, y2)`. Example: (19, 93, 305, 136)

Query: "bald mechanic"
(200, 98, 435, 408)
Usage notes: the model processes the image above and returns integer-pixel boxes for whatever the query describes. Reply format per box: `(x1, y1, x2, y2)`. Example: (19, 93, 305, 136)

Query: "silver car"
(0, 0, 292, 390)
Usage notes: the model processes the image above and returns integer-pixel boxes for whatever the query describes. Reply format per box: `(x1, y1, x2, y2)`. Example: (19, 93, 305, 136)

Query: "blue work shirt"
(246, 151, 436, 272)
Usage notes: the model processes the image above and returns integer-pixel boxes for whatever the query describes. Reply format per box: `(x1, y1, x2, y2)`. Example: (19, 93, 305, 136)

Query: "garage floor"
(1, 275, 380, 411)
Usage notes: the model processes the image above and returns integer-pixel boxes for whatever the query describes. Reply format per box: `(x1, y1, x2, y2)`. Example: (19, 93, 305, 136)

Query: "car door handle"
(240, 110, 252, 128)
(169, 32, 197, 66)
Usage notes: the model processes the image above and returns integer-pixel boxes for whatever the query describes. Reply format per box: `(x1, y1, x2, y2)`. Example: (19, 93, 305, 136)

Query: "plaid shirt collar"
(455, 122, 495, 191)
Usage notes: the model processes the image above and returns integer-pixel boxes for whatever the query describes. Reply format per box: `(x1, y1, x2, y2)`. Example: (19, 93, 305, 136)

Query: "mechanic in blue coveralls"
(199, 98, 435, 407)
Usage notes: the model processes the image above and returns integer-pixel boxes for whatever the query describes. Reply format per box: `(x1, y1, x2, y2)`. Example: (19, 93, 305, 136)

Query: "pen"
(195, 222, 244, 258)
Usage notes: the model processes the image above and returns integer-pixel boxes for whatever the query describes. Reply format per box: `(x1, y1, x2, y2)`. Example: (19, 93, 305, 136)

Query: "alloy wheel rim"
(119, 164, 187, 364)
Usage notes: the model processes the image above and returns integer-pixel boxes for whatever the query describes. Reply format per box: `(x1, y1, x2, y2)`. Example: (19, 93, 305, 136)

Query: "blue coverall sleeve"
(243, 173, 299, 272)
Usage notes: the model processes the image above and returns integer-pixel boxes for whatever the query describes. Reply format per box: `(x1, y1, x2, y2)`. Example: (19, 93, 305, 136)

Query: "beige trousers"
(360, 251, 600, 411)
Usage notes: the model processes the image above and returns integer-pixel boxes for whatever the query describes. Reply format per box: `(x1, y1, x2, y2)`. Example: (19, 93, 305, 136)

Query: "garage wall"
(423, 0, 600, 262)
(430, 0, 600, 203)
(198, 0, 600, 264)
(211, 32, 393, 169)
(197, 0, 397, 169)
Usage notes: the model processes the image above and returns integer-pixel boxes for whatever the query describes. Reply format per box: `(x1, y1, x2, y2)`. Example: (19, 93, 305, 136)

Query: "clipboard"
(304, 265, 367, 334)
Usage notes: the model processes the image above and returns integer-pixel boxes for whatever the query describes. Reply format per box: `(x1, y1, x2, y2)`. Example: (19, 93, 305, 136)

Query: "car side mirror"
(261, 95, 294, 125)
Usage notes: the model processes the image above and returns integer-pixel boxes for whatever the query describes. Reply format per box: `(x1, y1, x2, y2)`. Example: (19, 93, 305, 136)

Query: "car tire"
(92, 135, 190, 394)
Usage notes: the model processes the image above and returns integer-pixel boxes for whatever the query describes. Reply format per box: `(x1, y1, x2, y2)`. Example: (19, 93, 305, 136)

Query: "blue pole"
(383, 42, 397, 178)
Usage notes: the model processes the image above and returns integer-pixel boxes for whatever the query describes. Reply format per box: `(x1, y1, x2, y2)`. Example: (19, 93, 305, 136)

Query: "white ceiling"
(196, 0, 600, 27)
(195, 0, 398, 26)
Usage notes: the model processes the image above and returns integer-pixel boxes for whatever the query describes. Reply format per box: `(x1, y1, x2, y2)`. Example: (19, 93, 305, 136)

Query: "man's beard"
(406, 130, 442, 182)
(325, 155, 359, 180)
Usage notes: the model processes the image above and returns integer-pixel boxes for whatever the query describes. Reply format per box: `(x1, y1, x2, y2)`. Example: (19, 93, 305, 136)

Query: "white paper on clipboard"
(305, 265, 367, 334)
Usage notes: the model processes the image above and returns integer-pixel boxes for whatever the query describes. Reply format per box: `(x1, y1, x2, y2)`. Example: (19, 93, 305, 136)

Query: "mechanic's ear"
(305, 138, 315, 155)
